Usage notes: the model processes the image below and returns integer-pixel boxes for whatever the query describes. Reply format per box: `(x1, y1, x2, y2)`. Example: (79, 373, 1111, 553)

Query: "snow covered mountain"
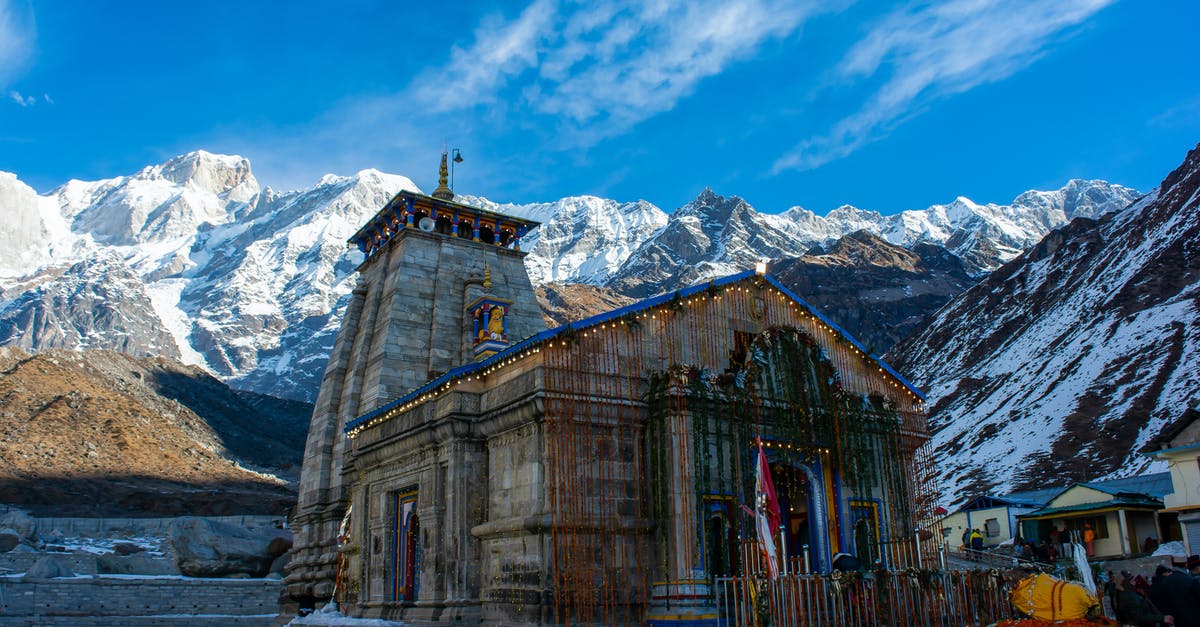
(0, 151, 420, 401)
(608, 188, 800, 297)
(603, 180, 1138, 297)
(888, 142, 1200, 502)
(773, 179, 1140, 276)
(462, 194, 668, 285)
(0, 150, 1140, 402)
(0, 249, 180, 358)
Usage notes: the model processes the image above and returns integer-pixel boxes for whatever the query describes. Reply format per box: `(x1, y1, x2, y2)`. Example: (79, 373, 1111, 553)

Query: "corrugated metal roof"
(994, 472, 1172, 510)
(1019, 495, 1164, 519)
(1002, 486, 1067, 508)
(1078, 472, 1173, 498)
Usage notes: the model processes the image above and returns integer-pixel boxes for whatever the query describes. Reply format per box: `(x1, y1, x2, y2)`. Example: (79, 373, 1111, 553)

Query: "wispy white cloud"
(236, 0, 827, 193)
(8, 90, 34, 106)
(1148, 96, 1200, 129)
(773, 0, 1114, 173)
(0, 0, 35, 88)
(421, 0, 823, 142)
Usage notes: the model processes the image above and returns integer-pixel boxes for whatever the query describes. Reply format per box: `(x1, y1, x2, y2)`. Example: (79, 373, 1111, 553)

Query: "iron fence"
(715, 569, 1016, 626)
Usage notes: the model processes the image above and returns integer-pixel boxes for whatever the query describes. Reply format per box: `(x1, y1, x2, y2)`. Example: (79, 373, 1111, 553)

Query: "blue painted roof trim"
(345, 271, 926, 433)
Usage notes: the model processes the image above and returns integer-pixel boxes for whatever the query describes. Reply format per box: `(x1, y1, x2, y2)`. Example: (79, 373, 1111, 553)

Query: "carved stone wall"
(285, 225, 542, 610)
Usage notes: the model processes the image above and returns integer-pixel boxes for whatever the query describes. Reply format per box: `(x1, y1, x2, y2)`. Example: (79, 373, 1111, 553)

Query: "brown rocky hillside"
(771, 231, 975, 355)
(536, 282, 637, 327)
(0, 347, 311, 516)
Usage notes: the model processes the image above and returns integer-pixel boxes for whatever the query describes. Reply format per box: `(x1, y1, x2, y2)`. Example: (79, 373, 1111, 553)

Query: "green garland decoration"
(646, 325, 913, 583)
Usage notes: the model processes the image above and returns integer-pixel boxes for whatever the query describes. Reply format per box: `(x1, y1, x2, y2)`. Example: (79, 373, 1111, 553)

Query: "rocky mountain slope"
(607, 188, 800, 297)
(0, 151, 1137, 402)
(888, 142, 1200, 502)
(770, 231, 975, 356)
(606, 182, 1140, 298)
(0, 347, 311, 516)
(535, 282, 637, 328)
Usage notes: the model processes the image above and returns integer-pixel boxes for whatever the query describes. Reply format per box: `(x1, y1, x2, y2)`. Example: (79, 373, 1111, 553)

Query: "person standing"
(1083, 522, 1096, 558)
(1149, 565, 1200, 627)
(1115, 574, 1174, 626)
(970, 528, 984, 560)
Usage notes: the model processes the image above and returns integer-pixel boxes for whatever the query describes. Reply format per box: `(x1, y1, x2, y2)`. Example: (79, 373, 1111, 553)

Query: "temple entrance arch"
(765, 455, 832, 573)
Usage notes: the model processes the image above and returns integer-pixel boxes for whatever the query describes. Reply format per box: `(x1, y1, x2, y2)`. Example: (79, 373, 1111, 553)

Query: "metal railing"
(715, 569, 1016, 626)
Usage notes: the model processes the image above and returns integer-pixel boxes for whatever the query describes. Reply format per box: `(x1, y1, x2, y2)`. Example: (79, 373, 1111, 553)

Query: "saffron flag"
(755, 441, 782, 579)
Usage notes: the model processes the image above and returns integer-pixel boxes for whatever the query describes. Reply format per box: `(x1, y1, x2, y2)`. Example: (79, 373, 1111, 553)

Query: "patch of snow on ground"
(54, 534, 164, 556)
(288, 602, 410, 626)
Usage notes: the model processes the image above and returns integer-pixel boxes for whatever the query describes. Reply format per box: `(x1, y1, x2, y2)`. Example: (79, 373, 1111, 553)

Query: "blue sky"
(1, 0, 1197, 215)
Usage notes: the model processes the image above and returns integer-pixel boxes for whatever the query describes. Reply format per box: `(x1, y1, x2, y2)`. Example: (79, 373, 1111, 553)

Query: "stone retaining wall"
(0, 553, 99, 575)
(30, 515, 284, 537)
(0, 575, 280, 626)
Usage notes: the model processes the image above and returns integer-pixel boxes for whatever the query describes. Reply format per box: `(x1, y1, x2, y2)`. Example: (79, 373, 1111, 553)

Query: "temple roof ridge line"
(345, 271, 926, 436)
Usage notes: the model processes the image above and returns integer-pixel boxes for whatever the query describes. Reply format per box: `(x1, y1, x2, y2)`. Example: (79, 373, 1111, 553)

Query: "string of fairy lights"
(341, 272, 936, 623)
(345, 275, 926, 439)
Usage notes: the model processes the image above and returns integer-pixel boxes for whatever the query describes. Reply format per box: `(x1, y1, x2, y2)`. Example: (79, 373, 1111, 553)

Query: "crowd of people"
(969, 521, 1198, 625)
(1104, 555, 1200, 627)
(1007, 523, 1096, 565)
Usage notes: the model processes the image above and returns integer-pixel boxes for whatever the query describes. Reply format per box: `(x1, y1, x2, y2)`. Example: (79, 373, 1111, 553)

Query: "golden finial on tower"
(432, 151, 453, 201)
(483, 264, 492, 291)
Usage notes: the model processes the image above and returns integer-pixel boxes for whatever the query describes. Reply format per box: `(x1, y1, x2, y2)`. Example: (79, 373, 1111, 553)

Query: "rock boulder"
(23, 555, 75, 579)
(168, 517, 293, 578)
(0, 508, 36, 542)
(0, 529, 20, 552)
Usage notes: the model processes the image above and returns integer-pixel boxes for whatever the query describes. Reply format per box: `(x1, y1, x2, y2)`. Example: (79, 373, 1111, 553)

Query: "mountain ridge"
(887, 141, 1200, 502)
(0, 151, 1140, 402)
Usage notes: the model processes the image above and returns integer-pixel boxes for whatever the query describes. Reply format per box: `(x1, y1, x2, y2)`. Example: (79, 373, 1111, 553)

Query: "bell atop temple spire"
(431, 151, 453, 200)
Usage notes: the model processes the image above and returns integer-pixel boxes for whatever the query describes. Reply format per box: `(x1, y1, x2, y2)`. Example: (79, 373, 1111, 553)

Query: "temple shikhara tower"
(286, 155, 935, 625)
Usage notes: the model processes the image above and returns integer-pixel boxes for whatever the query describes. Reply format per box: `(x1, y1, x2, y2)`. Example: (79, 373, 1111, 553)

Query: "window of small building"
(985, 518, 1000, 538)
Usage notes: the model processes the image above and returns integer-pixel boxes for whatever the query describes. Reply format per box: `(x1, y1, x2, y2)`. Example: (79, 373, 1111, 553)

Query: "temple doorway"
(772, 463, 817, 571)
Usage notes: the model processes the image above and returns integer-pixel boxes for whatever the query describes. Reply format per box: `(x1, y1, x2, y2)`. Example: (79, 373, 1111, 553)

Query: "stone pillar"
(414, 462, 446, 620)
(437, 434, 487, 622)
(647, 403, 715, 624)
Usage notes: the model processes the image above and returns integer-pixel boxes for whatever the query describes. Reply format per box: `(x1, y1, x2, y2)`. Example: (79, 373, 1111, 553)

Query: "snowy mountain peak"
(42, 151, 265, 246)
(0, 172, 73, 279)
(155, 150, 256, 196)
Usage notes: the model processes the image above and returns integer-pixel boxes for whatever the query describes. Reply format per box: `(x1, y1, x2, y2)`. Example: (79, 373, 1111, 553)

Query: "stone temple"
(284, 156, 934, 625)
